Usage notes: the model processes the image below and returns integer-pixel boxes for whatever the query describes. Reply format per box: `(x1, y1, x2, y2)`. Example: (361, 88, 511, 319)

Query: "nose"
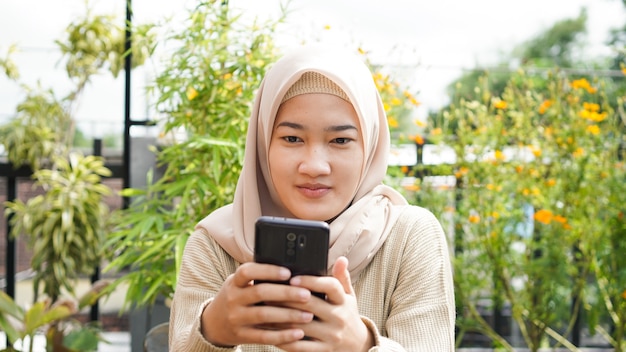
(298, 145, 331, 176)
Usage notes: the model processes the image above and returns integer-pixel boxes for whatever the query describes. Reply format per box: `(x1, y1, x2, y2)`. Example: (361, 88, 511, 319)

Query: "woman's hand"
(277, 256, 375, 352)
(201, 262, 315, 347)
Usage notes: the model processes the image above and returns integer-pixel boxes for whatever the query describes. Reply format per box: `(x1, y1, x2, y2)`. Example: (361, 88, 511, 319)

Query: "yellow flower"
(515, 165, 524, 174)
(469, 214, 481, 224)
(387, 116, 398, 128)
(414, 119, 426, 128)
(573, 147, 585, 158)
(358, 47, 366, 55)
(530, 146, 542, 157)
(571, 78, 597, 94)
(494, 150, 505, 161)
(390, 97, 402, 106)
(383, 102, 391, 112)
(223, 72, 233, 80)
(583, 102, 600, 112)
(431, 128, 442, 136)
(534, 209, 553, 224)
(324, 24, 331, 30)
(186, 86, 199, 101)
(545, 179, 556, 187)
(493, 100, 507, 110)
(586, 125, 600, 136)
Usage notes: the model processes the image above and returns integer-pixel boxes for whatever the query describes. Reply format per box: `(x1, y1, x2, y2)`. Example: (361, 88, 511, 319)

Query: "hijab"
(196, 45, 409, 278)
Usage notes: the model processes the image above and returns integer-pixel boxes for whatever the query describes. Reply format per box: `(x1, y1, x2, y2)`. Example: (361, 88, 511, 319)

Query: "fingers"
(332, 256, 354, 295)
(232, 262, 291, 288)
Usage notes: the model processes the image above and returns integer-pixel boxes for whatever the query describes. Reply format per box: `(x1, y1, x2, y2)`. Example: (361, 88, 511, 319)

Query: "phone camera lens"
(287, 232, 297, 241)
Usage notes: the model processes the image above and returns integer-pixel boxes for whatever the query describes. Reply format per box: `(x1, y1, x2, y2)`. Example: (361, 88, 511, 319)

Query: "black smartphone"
(254, 216, 329, 295)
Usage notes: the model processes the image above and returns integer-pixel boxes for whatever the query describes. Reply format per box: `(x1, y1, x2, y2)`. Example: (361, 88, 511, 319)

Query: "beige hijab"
(197, 45, 408, 277)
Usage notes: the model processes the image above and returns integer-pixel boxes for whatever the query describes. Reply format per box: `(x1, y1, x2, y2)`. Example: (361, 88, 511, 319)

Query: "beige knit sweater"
(169, 205, 455, 351)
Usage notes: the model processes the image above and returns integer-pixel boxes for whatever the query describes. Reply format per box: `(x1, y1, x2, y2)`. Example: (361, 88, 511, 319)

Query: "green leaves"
(417, 69, 626, 349)
(103, 1, 285, 309)
(4, 153, 112, 301)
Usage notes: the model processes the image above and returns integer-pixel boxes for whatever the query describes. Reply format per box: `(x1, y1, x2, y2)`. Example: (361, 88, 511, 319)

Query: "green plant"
(0, 281, 111, 352)
(419, 70, 626, 351)
(0, 3, 156, 351)
(4, 153, 112, 301)
(103, 0, 286, 309)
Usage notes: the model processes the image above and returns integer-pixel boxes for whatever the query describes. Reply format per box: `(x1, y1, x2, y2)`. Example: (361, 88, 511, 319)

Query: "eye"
(332, 137, 353, 145)
(283, 136, 302, 143)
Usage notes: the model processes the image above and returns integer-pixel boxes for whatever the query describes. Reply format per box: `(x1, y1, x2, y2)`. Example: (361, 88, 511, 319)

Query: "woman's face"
(268, 93, 364, 221)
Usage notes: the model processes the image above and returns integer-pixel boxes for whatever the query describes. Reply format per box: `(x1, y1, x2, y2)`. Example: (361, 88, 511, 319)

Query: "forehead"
(274, 93, 361, 129)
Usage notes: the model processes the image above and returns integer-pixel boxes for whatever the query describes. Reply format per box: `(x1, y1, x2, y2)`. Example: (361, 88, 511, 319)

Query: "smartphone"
(254, 216, 329, 296)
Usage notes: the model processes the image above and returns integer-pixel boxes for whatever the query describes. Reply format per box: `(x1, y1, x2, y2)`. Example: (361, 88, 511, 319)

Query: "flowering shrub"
(413, 70, 626, 350)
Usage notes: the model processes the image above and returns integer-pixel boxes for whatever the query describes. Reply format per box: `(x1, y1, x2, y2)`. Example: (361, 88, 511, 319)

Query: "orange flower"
(413, 135, 425, 145)
(403, 184, 421, 192)
(431, 128, 442, 136)
(469, 214, 481, 224)
(401, 166, 409, 174)
(553, 215, 567, 224)
(545, 179, 556, 187)
(539, 100, 552, 114)
(534, 209, 553, 224)
(454, 166, 469, 178)
(621, 290, 626, 300)
(573, 147, 585, 158)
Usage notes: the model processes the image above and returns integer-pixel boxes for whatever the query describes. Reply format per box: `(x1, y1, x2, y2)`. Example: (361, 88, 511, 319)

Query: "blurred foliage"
(55, 6, 156, 97)
(411, 70, 626, 351)
(0, 281, 111, 352)
(103, 0, 287, 309)
(5, 154, 112, 301)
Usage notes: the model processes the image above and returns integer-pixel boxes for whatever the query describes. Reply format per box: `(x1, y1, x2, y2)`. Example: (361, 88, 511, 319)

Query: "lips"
(297, 183, 331, 198)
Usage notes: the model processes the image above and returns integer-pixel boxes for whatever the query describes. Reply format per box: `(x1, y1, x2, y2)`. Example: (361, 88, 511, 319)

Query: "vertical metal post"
(4, 176, 17, 348)
(90, 138, 103, 322)
(123, 0, 132, 210)
(5, 176, 16, 299)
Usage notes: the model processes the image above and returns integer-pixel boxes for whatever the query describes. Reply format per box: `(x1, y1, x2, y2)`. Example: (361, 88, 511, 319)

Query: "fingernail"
(278, 268, 291, 279)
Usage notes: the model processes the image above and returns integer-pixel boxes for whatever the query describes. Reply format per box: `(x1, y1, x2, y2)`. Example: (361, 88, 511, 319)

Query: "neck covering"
(196, 45, 409, 278)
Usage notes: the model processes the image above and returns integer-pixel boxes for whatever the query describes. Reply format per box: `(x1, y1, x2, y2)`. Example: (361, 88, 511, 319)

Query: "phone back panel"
(254, 216, 329, 277)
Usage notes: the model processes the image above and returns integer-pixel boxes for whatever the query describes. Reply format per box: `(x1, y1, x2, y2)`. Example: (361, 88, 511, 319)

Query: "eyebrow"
(276, 121, 358, 132)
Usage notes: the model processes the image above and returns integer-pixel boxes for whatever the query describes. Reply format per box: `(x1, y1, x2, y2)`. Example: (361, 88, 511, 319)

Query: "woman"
(169, 45, 455, 351)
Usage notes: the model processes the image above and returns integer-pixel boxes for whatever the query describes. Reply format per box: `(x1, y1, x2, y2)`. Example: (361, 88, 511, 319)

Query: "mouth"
(297, 183, 331, 198)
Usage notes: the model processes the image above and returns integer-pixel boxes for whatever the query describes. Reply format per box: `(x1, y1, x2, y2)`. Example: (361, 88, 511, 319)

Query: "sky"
(0, 0, 624, 137)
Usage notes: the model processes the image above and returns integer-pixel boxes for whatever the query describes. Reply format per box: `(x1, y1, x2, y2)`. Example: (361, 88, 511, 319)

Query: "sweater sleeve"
(168, 230, 241, 352)
(386, 206, 455, 351)
(354, 205, 455, 351)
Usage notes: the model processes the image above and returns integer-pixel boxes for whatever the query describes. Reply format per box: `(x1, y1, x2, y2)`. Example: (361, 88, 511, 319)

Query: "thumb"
(332, 256, 355, 295)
